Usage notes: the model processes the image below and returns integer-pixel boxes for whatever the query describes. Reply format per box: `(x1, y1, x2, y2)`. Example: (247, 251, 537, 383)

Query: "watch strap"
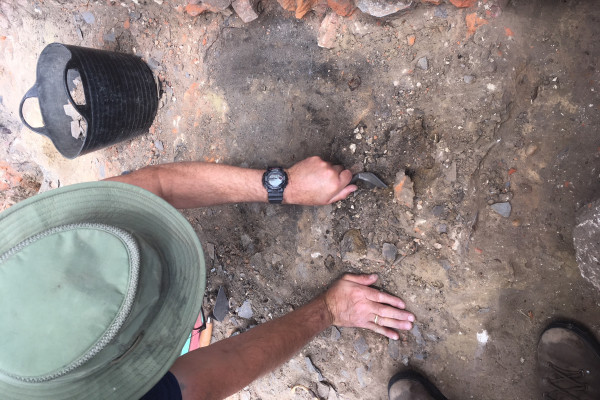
(268, 190, 284, 204)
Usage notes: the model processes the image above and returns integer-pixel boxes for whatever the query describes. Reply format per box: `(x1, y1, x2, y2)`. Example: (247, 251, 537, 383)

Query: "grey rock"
(76, 27, 84, 41)
(354, 336, 369, 355)
(573, 199, 600, 291)
(154, 140, 164, 151)
(240, 233, 253, 250)
(413, 352, 427, 361)
(411, 324, 424, 346)
(490, 202, 511, 218)
(103, 32, 116, 42)
(417, 57, 429, 70)
(205, 242, 215, 260)
(356, 0, 412, 18)
(249, 252, 265, 269)
(382, 243, 398, 263)
(330, 326, 341, 341)
(324, 254, 336, 271)
(81, 11, 95, 24)
(426, 333, 438, 342)
(232, 0, 261, 23)
(355, 366, 367, 387)
(401, 356, 409, 366)
(203, 0, 232, 11)
(327, 387, 339, 400)
(463, 75, 474, 84)
(434, 5, 447, 18)
(341, 229, 367, 263)
(317, 382, 330, 398)
(437, 224, 448, 234)
(236, 300, 253, 319)
(387, 338, 399, 360)
(129, 11, 142, 20)
(444, 162, 457, 183)
(432, 205, 446, 217)
(305, 356, 324, 381)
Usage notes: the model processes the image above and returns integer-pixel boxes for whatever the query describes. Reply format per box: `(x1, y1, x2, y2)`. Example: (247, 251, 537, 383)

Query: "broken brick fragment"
(449, 0, 476, 7)
(465, 12, 487, 37)
(327, 0, 356, 17)
(318, 12, 340, 49)
(296, 0, 319, 18)
(277, 0, 297, 11)
(185, 3, 209, 16)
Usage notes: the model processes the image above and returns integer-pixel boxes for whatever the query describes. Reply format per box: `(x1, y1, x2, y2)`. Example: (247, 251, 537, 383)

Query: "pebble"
(236, 300, 253, 319)
(387, 338, 399, 360)
(154, 140, 164, 151)
(401, 356, 409, 366)
(394, 171, 415, 208)
(305, 356, 324, 381)
(490, 202, 511, 218)
(512, 219, 521, 227)
(382, 243, 397, 263)
(463, 75, 474, 84)
(355, 367, 367, 387)
(434, 5, 448, 18)
(411, 324, 424, 346)
(205, 242, 215, 260)
(432, 205, 446, 217)
(436, 224, 447, 234)
(81, 11, 95, 24)
(353, 336, 369, 355)
(417, 57, 429, 70)
(330, 326, 341, 341)
(525, 144, 538, 156)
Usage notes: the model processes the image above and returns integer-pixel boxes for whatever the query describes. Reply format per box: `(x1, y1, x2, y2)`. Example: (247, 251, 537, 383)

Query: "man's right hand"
(324, 273, 414, 339)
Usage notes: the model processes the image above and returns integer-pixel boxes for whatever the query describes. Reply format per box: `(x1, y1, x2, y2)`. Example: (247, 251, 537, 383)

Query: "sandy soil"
(1, 0, 599, 399)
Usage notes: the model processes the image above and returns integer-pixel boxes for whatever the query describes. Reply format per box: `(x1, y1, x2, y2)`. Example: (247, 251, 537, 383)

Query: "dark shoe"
(537, 321, 600, 399)
(388, 370, 448, 400)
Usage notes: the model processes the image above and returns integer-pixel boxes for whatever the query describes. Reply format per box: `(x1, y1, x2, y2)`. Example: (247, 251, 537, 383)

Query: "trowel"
(350, 172, 387, 189)
(198, 286, 229, 347)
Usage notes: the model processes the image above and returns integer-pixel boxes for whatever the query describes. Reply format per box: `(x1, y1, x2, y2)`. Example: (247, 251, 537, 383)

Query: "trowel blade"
(213, 286, 229, 322)
(350, 172, 388, 188)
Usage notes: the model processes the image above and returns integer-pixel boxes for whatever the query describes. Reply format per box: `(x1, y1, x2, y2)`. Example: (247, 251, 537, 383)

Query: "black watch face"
(267, 172, 285, 188)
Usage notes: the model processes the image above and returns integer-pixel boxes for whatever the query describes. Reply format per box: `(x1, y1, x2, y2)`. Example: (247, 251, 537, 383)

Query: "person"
(0, 156, 415, 400)
(386, 320, 600, 400)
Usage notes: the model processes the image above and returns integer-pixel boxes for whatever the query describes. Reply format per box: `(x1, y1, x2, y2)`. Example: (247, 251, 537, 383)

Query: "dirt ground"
(1, 0, 599, 399)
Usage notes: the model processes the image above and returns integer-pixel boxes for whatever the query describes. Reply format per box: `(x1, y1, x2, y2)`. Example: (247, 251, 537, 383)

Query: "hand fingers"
(338, 169, 353, 185)
(366, 288, 406, 309)
(331, 164, 344, 174)
(374, 314, 414, 331)
(375, 305, 414, 322)
(365, 322, 402, 340)
(328, 184, 357, 203)
(341, 273, 378, 286)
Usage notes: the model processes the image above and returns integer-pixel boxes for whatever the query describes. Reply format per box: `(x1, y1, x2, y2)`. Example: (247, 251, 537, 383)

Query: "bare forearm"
(170, 295, 332, 400)
(105, 162, 267, 208)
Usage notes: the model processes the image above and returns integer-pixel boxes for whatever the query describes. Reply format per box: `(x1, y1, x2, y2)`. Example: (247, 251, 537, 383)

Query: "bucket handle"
(19, 84, 49, 137)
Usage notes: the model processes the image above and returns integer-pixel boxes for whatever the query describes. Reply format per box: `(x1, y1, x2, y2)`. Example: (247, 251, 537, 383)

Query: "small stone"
(387, 338, 399, 360)
(574, 199, 600, 291)
(490, 202, 511, 218)
(355, 367, 367, 387)
(511, 219, 521, 227)
(349, 143, 357, 153)
(232, 0, 261, 23)
(394, 171, 415, 208)
(318, 12, 340, 49)
(433, 243, 442, 249)
(103, 32, 116, 42)
(154, 140, 164, 151)
(434, 5, 447, 18)
(240, 233, 253, 250)
(401, 356, 409, 366)
(525, 144, 538, 156)
(324, 254, 335, 271)
(432, 205, 446, 217)
(436, 224, 447, 234)
(203, 0, 232, 11)
(236, 300, 253, 319)
(356, 0, 413, 18)
(444, 162, 457, 183)
(411, 324, 424, 346)
(327, 387, 339, 400)
(327, 0, 356, 16)
(382, 243, 397, 263)
(341, 229, 367, 263)
(81, 11, 95, 24)
(206, 242, 216, 260)
(417, 57, 429, 70)
(463, 75, 474, 84)
(354, 336, 369, 355)
(305, 356, 325, 381)
(249, 252, 265, 269)
(317, 382, 330, 398)
(330, 326, 341, 341)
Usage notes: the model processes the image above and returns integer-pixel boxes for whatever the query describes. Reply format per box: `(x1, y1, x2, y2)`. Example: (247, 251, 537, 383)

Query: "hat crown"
(0, 223, 139, 382)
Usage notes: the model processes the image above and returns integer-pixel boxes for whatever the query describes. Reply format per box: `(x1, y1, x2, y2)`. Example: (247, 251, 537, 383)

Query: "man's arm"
(169, 274, 414, 400)
(104, 156, 357, 208)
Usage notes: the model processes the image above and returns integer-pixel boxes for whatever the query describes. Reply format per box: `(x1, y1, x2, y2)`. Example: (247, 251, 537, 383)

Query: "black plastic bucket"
(19, 43, 158, 159)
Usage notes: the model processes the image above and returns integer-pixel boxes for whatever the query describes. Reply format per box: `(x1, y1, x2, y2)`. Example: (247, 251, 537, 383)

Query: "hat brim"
(0, 181, 205, 399)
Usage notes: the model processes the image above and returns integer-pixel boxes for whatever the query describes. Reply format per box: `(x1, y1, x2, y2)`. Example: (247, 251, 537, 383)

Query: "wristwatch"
(262, 167, 288, 204)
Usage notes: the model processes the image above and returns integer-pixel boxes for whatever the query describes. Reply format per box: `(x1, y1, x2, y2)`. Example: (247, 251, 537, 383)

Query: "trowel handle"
(199, 317, 213, 347)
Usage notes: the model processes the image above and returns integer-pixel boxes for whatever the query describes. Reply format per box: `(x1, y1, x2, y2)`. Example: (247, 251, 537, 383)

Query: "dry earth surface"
(1, 0, 599, 399)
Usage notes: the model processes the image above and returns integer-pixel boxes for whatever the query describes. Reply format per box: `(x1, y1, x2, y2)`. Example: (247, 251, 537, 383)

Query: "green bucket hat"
(0, 181, 205, 399)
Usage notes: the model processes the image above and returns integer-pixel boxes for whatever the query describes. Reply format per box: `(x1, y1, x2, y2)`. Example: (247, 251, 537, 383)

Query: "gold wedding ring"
(374, 315, 379, 325)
